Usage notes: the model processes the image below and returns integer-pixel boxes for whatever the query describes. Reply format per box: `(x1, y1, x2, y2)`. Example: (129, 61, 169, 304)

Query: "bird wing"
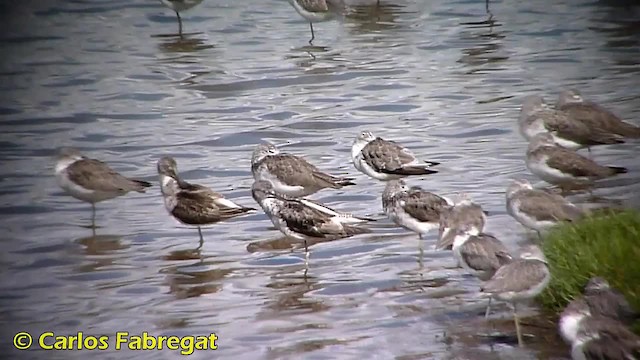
(278, 200, 334, 238)
(361, 138, 416, 172)
(546, 111, 620, 145)
(297, 0, 329, 12)
(518, 191, 582, 222)
(543, 147, 608, 178)
(402, 190, 450, 222)
(482, 259, 548, 294)
(66, 158, 143, 192)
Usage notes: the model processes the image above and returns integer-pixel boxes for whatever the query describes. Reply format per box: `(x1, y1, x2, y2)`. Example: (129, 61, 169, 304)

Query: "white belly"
(526, 155, 588, 185)
(390, 208, 437, 235)
(160, 0, 203, 12)
(507, 199, 556, 232)
(552, 134, 582, 150)
(356, 156, 401, 181)
(288, 0, 336, 22)
(254, 168, 308, 197)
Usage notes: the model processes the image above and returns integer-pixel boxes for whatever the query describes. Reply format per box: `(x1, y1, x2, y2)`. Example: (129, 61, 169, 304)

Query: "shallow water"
(1, 0, 639, 359)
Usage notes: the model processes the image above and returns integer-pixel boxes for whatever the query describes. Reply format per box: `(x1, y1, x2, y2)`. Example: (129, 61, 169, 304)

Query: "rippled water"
(1, 0, 639, 358)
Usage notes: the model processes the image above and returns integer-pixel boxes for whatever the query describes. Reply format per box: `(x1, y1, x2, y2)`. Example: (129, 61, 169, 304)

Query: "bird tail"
(385, 166, 438, 176)
(221, 206, 256, 219)
(344, 224, 371, 236)
(132, 179, 153, 192)
(435, 228, 455, 250)
(616, 122, 640, 138)
(336, 177, 356, 187)
(608, 166, 628, 175)
(312, 172, 356, 189)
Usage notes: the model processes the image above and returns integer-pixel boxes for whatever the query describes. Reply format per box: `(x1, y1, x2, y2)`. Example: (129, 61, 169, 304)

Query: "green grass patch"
(538, 209, 640, 313)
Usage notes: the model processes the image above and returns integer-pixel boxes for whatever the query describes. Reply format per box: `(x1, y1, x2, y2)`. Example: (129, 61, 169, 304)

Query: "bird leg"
(304, 239, 310, 267)
(197, 226, 204, 250)
(176, 11, 183, 37)
(513, 302, 524, 347)
(484, 297, 492, 318)
(309, 22, 315, 45)
(91, 203, 96, 229)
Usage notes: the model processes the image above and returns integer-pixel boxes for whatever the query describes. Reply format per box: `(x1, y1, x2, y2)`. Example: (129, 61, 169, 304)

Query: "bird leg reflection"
(484, 297, 492, 318)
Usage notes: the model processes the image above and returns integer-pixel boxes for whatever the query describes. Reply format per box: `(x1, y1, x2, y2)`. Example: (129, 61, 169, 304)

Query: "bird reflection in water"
(457, 10, 507, 70)
(157, 35, 215, 54)
(261, 272, 327, 316)
(75, 233, 127, 256)
(164, 258, 233, 300)
(346, 1, 405, 33)
(247, 235, 339, 277)
(72, 233, 126, 273)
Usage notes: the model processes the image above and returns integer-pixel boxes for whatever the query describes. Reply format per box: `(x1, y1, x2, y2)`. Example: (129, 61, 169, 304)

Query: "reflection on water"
(157, 35, 215, 54)
(1, 0, 640, 358)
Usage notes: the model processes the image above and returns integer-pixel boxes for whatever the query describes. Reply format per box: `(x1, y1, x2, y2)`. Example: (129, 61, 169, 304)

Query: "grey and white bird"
(436, 194, 486, 250)
(54, 147, 152, 225)
(526, 133, 627, 189)
(159, 0, 204, 36)
(506, 179, 583, 237)
(481, 244, 551, 347)
(382, 179, 452, 239)
(559, 297, 640, 360)
(451, 230, 513, 317)
(519, 95, 623, 150)
(251, 180, 371, 265)
(557, 89, 640, 139)
(157, 157, 255, 246)
(351, 131, 440, 182)
(251, 143, 355, 198)
(583, 277, 638, 325)
(287, 0, 348, 44)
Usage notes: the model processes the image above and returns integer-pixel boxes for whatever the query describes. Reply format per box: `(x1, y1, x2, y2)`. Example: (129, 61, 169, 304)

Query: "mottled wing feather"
(177, 179, 220, 194)
(562, 102, 640, 137)
(580, 337, 636, 360)
(585, 292, 638, 322)
(445, 204, 485, 230)
(460, 235, 511, 272)
(483, 260, 547, 294)
(560, 103, 616, 125)
(279, 201, 333, 238)
(402, 190, 449, 222)
(67, 159, 141, 192)
(543, 148, 607, 177)
(361, 138, 414, 172)
(518, 191, 581, 222)
(263, 154, 320, 187)
(298, 0, 329, 12)
(311, 170, 349, 189)
(172, 191, 222, 225)
(545, 112, 619, 145)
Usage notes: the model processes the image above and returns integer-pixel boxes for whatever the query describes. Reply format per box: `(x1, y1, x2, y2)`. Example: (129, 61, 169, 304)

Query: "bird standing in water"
(159, 0, 204, 37)
(286, 0, 348, 44)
